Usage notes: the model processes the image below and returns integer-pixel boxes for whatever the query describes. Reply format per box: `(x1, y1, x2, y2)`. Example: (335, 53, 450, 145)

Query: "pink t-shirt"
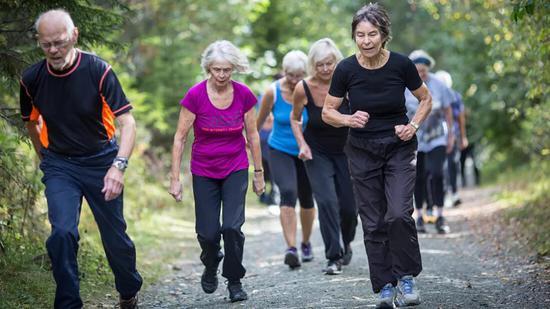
(180, 80, 257, 179)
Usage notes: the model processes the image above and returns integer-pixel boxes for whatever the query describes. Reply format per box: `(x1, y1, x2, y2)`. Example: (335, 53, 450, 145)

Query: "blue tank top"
(268, 80, 308, 156)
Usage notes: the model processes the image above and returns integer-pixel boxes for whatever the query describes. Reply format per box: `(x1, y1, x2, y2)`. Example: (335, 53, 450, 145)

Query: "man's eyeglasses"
(37, 37, 72, 50)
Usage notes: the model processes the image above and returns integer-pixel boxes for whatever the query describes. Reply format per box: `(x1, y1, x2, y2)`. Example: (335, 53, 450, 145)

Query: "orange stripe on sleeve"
(101, 95, 116, 140)
(30, 106, 40, 121)
(39, 116, 49, 148)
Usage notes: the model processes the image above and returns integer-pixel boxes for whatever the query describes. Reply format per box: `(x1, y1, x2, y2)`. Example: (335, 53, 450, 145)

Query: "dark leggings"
(447, 143, 459, 194)
(305, 150, 357, 261)
(460, 143, 481, 186)
(415, 146, 447, 210)
(192, 169, 248, 281)
(269, 146, 314, 208)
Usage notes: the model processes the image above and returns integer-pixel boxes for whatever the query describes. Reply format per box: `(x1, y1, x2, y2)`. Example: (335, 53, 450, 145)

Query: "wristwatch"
(112, 157, 129, 171)
(409, 120, 420, 132)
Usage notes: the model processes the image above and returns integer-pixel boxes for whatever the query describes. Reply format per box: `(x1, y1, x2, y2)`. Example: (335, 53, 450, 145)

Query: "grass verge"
(496, 159, 550, 259)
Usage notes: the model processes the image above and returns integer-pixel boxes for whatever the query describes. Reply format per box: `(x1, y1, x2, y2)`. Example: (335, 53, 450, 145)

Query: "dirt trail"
(141, 187, 550, 308)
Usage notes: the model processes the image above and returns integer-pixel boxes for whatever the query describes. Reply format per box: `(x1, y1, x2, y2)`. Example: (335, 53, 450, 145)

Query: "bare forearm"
(445, 107, 453, 136)
(322, 94, 348, 128)
(322, 106, 349, 128)
(256, 91, 273, 131)
(410, 85, 432, 126)
(290, 117, 307, 148)
(459, 112, 467, 138)
(247, 132, 263, 171)
(410, 97, 431, 125)
(116, 115, 136, 159)
(170, 136, 186, 181)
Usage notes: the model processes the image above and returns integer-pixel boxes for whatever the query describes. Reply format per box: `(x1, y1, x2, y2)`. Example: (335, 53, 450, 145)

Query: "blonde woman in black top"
(291, 38, 358, 276)
(322, 4, 432, 308)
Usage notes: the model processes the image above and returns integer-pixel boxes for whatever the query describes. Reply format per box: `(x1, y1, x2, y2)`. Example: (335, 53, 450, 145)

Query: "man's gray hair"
(34, 9, 75, 39)
(282, 50, 308, 74)
(307, 38, 343, 76)
(201, 40, 250, 74)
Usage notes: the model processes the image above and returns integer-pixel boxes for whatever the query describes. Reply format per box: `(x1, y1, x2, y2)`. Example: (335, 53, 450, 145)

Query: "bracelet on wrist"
(409, 120, 420, 132)
(254, 169, 264, 173)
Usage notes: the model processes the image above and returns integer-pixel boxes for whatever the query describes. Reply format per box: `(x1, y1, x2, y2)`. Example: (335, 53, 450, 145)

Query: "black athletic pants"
(345, 135, 422, 293)
(415, 146, 447, 210)
(447, 143, 459, 194)
(192, 169, 248, 281)
(460, 143, 481, 186)
(305, 150, 357, 262)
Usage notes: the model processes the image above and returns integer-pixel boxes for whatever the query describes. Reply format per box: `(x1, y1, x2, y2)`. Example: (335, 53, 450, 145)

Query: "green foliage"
(412, 0, 549, 167)
(0, 0, 128, 89)
(1, 0, 549, 305)
(116, 0, 262, 141)
(512, 0, 537, 22)
(0, 240, 55, 308)
(499, 161, 550, 257)
(0, 93, 43, 256)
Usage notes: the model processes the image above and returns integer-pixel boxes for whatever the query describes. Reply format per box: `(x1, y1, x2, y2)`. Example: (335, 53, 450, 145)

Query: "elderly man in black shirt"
(20, 9, 142, 309)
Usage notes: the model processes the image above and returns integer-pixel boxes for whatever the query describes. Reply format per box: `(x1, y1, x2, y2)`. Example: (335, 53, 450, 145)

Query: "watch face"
(113, 160, 127, 171)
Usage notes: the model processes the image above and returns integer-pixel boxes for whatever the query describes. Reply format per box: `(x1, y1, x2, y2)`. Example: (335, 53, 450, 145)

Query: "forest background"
(0, 0, 548, 307)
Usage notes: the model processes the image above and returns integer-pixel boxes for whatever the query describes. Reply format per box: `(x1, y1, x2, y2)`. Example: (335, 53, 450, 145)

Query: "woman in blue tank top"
(257, 50, 315, 270)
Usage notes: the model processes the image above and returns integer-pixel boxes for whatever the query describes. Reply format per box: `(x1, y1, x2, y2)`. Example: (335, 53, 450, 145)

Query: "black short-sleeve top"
(20, 50, 132, 156)
(328, 51, 423, 138)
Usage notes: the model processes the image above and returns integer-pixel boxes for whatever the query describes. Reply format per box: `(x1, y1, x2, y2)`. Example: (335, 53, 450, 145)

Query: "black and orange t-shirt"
(20, 50, 132, 156)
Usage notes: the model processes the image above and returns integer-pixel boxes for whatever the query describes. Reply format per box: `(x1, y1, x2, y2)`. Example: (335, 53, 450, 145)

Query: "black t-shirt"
(328, 51, 422, 138)
(20, 51, 132, 156)
(302, 80, 349, 154)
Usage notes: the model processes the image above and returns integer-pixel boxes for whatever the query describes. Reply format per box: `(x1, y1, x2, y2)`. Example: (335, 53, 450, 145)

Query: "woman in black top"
(322, 4, 432, 308)
(290, 38, 358, 276)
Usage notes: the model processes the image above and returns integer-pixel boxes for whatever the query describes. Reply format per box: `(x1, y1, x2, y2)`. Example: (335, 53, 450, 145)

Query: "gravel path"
(140, 187, 549, 308)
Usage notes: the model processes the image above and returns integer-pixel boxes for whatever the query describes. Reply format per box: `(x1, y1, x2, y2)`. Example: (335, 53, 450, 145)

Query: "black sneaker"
(342, 244, 353, 266)
(324, 260, 342, 275)
(201, 252, 223, 294)
(435, 216, 450, 234)
(416, 216, 427, 233)
(227, 281, 248, 302)
(284, 247, 301, 269)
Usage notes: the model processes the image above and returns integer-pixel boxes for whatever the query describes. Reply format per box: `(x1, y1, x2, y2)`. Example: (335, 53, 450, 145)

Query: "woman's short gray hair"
(307, 38, 343, 76)
(34, 9, 75, 39)
(201, 40, 250, 74)
(435, 70, 453, 88)
(282, 50, 308, 74)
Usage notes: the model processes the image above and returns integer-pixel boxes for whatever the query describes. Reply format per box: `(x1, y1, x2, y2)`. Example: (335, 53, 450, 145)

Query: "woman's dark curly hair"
(351, 3, 392, 48)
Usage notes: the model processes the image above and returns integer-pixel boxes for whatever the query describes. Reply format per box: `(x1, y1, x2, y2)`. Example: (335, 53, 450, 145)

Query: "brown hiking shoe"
(117, 293, 138, 309)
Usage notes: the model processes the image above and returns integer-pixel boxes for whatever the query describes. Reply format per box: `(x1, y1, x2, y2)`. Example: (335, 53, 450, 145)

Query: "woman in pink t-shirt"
(169, 40, 264, 303)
